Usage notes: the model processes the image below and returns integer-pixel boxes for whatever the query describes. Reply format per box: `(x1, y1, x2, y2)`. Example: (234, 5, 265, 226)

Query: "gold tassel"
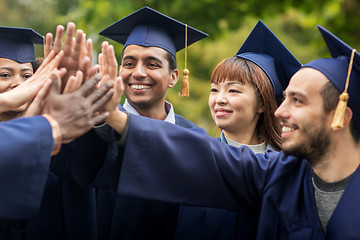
(179, 24, 190, 97)
(331, 49, 356, 129)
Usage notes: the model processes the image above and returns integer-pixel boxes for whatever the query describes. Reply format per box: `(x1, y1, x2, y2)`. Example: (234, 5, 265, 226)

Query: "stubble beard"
(283, 119, 331, 164)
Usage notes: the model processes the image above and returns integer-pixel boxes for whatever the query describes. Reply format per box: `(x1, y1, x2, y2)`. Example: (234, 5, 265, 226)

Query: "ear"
(342, 107, 353, 127)
(119, 65, 122, 73)
(331, 106, 353, 131)
(168, 69, 179, 88)
(257, 103, 264, 114)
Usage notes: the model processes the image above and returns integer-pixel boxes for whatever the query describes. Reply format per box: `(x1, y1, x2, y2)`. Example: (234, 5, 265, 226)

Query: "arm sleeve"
(116, 115, 277, 214)
(0, 116, 53, 220)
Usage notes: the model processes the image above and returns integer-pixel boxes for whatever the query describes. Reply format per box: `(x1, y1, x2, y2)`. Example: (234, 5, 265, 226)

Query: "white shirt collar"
(123, 99, 176, 124)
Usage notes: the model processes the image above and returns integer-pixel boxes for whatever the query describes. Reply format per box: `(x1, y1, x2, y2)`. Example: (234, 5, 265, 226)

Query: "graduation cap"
(0, 26, 44, 63)
(235, 20, 301, 104)
(99, 6, 208, 96)
(303, 26, 360, 132)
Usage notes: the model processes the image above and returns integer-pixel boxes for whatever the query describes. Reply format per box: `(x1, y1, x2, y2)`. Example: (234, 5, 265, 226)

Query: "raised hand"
(97, 41, 123, 115)
(42, 73, 114, 143)
(0, 50, 65, 113)
(44, 22, 96, 92)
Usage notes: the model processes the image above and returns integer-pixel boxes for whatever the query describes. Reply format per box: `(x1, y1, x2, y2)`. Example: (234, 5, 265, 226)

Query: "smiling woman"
(0, 26, 43, 121)
(174, 20, 301, 240)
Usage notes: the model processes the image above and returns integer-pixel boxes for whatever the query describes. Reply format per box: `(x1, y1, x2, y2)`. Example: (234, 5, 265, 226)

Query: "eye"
(148, 62, 160, 69)
(229, 89, 241, 93)
(122, 62, 134, 68)
(210, 88, 218, 93)
(293, 97, 303, 104)
(0, 73, 11, 79)
(23, 73, 33, 80)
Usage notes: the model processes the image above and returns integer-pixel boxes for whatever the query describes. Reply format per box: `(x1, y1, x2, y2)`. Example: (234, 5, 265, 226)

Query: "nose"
(132, 64, 146, 79)
(215, 91, 228, 105)
(274, 100, 290, 120)
(8, 75, 24, 89)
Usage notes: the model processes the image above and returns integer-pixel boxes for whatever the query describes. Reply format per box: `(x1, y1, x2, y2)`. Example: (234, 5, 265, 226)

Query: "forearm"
(105, 109, 128, 135)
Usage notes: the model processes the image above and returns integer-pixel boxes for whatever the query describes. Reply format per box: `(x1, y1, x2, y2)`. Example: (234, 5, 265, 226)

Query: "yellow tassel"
(179, 24, 190, 97)
(179, 69, 190, 97)
(331, 49, 356, 129)
(331, 92, 349, 128)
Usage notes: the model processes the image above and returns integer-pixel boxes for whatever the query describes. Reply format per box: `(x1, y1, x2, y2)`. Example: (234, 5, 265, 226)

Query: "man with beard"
(72, 26, 360, 239)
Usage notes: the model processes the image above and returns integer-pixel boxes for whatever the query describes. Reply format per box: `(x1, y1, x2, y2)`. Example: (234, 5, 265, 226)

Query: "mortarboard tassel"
(179, 24, 190, 97)
(331, 49, 356, 129)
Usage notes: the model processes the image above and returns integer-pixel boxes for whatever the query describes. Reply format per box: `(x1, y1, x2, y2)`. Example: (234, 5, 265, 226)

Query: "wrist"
(105, 108, 127, 135)
(43, 114, 62, 156)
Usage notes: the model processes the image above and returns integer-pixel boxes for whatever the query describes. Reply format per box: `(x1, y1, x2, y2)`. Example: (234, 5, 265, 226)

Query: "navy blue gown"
(73, 114, 360, 239)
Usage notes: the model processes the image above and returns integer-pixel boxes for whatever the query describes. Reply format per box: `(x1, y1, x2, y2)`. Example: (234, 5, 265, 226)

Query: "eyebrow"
(122, 55, 163, 64)
(284, 91, 308, 100)
(0, 67, 32, 72)
(226, 81, 243, 86)
(210, 81, 243, 86)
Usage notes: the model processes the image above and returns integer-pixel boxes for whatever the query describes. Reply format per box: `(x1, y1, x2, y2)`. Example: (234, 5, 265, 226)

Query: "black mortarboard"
(303, 26, 360, 132)
(235, 20, 301, 104)
(98, 6, 208, 59)
(0, 26, 43, 63)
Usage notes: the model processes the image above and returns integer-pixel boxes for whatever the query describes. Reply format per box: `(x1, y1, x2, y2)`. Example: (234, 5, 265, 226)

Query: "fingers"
(72, 29, 84, 62)
(89, 87, 114, 112)
(79, 74, 103, 96)
(88, 111, 110, 126)
(49, 71, 62, 94)
(63, 71, 83, 94)
(107, 44, 118, 78)
(44, 33, 53, 57)
(87, 78, 114, 104)
(63, 22, 76, 56)
(23, 79, 52, 117)
(53, 25, 65, 54)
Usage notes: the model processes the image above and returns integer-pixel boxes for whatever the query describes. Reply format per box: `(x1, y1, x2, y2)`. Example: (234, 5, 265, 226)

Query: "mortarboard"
(303, 26, 360, 132)
(99, 6, 208, 59)
(236, 20, 301, 104)
(99, 6, 208, 97)
(0, 26, 44, 63)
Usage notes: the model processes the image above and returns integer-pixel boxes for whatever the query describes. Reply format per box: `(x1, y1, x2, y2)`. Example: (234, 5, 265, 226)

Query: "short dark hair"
(32, 57, 44, 72)
(320, 81, 359, 142)
(165, 51, 177, 73)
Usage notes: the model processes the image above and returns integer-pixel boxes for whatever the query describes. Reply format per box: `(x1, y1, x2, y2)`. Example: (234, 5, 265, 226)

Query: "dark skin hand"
(42, 73, 114, 143)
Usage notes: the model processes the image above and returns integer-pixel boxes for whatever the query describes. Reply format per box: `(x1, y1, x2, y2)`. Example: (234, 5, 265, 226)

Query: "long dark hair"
(210, 56, 282, 150)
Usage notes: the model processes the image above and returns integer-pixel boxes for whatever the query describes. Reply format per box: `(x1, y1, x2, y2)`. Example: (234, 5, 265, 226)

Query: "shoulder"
(174, 114, 198, 129)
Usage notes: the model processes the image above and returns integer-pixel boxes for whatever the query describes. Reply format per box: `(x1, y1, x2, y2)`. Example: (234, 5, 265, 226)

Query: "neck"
(131, 101, 168, 120)
(312, 132, 360, 182)
(223, 126, 261, 146)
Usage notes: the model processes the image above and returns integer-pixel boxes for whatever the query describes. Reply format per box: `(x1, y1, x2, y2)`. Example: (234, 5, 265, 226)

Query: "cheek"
(0, 81, 11, 93)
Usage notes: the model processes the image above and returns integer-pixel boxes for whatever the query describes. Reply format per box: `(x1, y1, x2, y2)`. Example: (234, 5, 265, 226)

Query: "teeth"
(131, 84, 151, 90)
(282, 126, 295, 133)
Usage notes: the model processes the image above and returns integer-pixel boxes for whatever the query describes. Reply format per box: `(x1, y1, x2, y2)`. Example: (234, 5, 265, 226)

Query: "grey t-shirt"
(312, 173, 352, 234)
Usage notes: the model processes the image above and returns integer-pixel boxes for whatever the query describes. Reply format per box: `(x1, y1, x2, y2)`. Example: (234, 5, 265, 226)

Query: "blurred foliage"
(1, 0, 359, 136)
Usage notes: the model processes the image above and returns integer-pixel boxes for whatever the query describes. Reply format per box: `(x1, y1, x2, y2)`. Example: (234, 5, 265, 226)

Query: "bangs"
(210, 57, 250, 85)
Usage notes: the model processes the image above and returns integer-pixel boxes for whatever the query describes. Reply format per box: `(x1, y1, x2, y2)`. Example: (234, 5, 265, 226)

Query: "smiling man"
(80, 25, 360, 239)
(91, 6, 208, 239)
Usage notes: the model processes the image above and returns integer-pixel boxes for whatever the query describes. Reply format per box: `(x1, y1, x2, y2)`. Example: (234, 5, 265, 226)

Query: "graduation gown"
(174, 135, 259, 240)
(93, 114, 360, 240)
(0, 116, 53, 220)
(71, 113, 198, 240)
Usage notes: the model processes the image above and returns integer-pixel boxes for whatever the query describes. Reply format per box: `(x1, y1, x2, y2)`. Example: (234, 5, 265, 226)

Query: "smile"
(282, 126, 295, 133)
(130, 84, 152, 90)
(215, 109, 232, 117)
